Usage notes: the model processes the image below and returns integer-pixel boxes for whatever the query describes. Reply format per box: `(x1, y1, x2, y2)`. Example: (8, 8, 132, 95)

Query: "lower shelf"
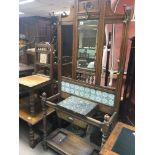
(19, 106, 55, 125)
(46, 128, 98, 155)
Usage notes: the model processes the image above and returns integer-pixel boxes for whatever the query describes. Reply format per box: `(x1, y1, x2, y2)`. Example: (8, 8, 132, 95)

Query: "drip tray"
(51, 131, 68, 144)
(46, 128, 97, 155)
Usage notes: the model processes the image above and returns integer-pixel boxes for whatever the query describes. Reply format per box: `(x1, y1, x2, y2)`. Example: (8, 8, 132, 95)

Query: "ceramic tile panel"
(61, 81, 115, 107)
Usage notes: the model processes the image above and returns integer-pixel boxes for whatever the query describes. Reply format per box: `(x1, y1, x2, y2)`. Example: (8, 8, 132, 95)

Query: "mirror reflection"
(101, 24, 123, 87)
(77, 20, 98, 70)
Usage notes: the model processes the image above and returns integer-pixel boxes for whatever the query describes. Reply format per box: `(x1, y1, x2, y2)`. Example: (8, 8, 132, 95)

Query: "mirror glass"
(77, 20, 98, 71)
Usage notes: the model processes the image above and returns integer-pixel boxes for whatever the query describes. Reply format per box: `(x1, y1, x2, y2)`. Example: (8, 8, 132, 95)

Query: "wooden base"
(45, 128, 98, 155)
(20, 106, 55, 148)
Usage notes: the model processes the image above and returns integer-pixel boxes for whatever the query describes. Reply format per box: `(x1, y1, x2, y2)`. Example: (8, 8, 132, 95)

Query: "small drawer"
(57, 111, 87, 128)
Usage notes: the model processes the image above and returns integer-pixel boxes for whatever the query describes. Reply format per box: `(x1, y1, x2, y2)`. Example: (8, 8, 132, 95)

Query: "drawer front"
(57, 111, 87, 128)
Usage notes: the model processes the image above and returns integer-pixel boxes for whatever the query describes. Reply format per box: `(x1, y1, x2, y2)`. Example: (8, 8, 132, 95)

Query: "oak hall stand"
(41, 0, 132, 154)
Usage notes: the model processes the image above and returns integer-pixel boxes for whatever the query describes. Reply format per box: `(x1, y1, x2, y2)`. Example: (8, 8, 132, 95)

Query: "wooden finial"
(104, 114, 110, 122)
(42, 92, 47, 97)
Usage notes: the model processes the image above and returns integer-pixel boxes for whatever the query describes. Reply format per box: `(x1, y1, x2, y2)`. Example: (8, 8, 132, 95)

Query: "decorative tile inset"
(90, 89, 96, 94)
(85, 87, 90, 93)
(109, 94, 115, 100)
(96, 90, 102, 96)
(90, 94, 95, 100)
(61, 81, 115, 106)
(79, 91, 84, 97)
(57, 96, 98, 116)
(75, 90, 80, 96)
(95, 96, 102, 102)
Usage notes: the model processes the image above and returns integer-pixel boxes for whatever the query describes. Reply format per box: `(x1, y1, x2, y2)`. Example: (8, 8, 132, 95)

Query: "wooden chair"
(34, 42, 53, 77)
(19, 42, 54, 116)
(19, 42, 55, 148)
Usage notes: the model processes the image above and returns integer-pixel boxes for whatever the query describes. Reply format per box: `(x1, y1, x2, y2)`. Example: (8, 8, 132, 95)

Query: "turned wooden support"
(101, 112, 117, 147)
(41, 92, 47, 150)
(101, 114, 110, 147)
(28, 123, 35, 148)
(91, 76, 94, 84)
(29, 91, 35, 116)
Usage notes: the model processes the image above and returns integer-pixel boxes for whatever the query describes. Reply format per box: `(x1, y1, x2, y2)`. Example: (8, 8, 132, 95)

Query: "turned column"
(28, 123, 35, 148)
(41, 92, 47, 150)
(101, 114, 110, 147)
(29, 90, 35, 116)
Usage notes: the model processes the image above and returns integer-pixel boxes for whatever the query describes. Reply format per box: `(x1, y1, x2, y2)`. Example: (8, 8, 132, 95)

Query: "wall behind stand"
(111, 0, 135, 71)
(62, 25, 73, 57)
(61, 25, 73, 77)
(19, 16, 51, 46)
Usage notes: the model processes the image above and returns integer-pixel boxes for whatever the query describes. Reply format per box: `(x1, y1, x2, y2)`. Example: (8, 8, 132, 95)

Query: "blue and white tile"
(90, 89, 96, 95)
(66, 82, 70, 87)
(70, 88, 75, 94)
(70, 83, 75, 89)
(95, 96, 102, 102)
(90, 94, 95, 100)
(84, 93, 90, 99)
(84, 87, 90, 93)
(108, 94, 115, 100)
(79, 91, 84, 97)
(75, 85, 80, 90)
(96, 90, 102, 96)
(102, 92, 108, 98)
(75, 90, 79, 96)
(108, 99, 114, 106)
(64, 87, 70, 93)
(61, 86, 65, 91)
(101, 97, 108, 104)
(61, 81, 65, 86)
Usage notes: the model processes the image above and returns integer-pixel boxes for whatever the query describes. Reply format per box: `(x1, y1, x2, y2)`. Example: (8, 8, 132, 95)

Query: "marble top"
(57, 96, 98, 116)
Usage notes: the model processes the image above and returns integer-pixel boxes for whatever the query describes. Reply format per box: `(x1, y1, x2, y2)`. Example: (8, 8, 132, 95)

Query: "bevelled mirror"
(77, 20, 98, 71)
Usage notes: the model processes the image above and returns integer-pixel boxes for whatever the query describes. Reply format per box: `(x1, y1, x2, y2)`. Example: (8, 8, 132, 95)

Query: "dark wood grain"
(19, 63, 34, 77)
(46, 128, 97, 155)
(19, 105, 55, 125)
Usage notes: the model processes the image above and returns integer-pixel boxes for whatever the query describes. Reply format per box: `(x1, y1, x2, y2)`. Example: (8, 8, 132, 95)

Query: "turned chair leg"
(86, 125, 93, 137)
(42, 92, 48, 150)
(29, 92, 35, 116)
(101, 114, 111, 147)
(101, 131, 108, 147)
(28, 123, 35, 148)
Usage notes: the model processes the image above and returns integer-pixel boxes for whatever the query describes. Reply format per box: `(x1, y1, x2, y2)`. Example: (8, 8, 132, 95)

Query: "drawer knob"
(68, 116, 74, 122)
